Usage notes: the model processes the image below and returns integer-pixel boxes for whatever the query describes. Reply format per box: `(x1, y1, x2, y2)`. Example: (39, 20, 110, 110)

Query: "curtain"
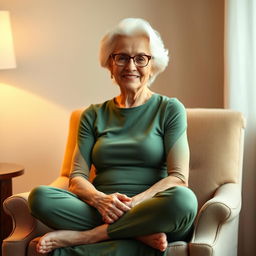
(225, 0, 256, 255)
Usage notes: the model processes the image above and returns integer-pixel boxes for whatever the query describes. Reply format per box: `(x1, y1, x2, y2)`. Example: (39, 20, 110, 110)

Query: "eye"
(116, 54, 129, 62)
(135, 55, 147, 64)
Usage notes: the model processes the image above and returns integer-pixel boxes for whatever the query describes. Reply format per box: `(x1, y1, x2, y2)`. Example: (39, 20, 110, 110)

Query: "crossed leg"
(29, 185, 197, 254)
(37, 226, 167, 254)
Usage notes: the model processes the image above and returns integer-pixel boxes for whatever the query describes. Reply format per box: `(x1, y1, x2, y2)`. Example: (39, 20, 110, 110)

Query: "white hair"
(99, 18, 169, 85)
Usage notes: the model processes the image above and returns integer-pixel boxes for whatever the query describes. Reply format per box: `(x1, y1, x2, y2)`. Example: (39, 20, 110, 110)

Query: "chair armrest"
(2, 192, 52, 256)
(2, 176, 69, 255)
(191, 183, 241, 245)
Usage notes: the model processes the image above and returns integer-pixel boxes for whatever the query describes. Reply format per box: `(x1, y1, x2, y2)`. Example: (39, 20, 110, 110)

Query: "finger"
(114, 199, 131, 212)
(102, 216, 113, 224)
(116, 193, 132, 202)
(103, 213, 118, 224)
(123, 200, 132, 208)
(101, 200, 125, 217)
(111, 207, 124, 217)
(109, 212, 119, 220)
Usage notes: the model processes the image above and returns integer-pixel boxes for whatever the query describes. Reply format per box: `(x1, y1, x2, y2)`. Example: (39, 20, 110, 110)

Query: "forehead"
(113, 35, 151, 54)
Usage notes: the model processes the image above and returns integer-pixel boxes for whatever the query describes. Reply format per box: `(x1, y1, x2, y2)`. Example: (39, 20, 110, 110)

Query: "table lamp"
(0, 10, 16, 69)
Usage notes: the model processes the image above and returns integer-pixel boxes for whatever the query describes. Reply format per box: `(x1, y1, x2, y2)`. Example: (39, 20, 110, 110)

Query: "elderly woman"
(28, 18, 198, 256)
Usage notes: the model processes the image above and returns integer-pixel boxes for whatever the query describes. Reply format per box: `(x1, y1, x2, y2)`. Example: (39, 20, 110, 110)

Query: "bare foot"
(37, 225, 109, 254)
(137, 233, 168, 252)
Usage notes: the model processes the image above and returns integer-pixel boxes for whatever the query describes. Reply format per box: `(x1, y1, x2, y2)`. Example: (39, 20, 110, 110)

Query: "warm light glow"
(0, 11, 16, 69)
(0, 83, 69, 194)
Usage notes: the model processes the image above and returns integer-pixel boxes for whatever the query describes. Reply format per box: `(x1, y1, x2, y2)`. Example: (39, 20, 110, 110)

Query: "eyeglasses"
(111, 54, 152, 68)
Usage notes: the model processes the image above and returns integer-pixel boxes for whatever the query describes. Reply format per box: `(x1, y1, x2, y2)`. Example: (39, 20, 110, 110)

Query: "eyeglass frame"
(111, 53, 152, 67)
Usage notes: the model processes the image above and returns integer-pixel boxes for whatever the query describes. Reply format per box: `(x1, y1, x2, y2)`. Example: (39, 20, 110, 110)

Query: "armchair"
(2, 108, 245, 256)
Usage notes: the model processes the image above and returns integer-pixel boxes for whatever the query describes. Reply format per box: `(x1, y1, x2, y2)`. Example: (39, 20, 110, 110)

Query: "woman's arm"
(69, 107, 131, 224)
(131, 131, 189, 207)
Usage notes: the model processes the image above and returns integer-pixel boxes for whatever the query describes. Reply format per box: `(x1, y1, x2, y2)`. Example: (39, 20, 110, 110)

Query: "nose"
(125, 58, 137, 70)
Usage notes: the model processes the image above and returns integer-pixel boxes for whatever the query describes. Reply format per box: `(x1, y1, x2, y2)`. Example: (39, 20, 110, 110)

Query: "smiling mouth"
(122, 74, 140, 79)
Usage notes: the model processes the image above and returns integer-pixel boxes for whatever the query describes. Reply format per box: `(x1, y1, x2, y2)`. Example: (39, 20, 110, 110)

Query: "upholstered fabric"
(187, 109, 244, 209)
(2, 108, 245, 256)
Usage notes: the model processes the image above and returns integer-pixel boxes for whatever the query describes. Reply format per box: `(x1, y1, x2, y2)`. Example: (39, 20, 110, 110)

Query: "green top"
(70, 93, 187, 197)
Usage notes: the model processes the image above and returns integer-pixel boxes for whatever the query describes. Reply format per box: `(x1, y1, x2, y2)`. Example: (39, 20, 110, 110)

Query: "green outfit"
(29, 94, 198, 256)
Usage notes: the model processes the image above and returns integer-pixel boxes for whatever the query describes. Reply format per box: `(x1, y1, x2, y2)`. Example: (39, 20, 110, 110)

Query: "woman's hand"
(94, 192, 132, 224)
(69, 177, 132, 224)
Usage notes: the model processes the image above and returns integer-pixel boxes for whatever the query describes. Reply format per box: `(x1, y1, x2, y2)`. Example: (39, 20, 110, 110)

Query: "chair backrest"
(60, 109, 84, 178)
(60, 108, 245, 208)
(187, 109, 245, 208)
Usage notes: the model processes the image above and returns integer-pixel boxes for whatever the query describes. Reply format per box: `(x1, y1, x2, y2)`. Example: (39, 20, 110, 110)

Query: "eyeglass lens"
(113, 54, 150, 67)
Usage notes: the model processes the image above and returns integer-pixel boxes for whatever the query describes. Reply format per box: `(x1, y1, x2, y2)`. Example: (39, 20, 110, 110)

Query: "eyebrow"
(113, 52, 149, 56)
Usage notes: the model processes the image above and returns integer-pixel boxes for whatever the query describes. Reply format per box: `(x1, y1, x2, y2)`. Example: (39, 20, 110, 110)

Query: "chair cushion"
(167, 241, 188, 256)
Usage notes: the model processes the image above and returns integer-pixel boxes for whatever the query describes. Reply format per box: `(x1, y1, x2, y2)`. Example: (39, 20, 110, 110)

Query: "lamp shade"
(0, 11, 16, 69)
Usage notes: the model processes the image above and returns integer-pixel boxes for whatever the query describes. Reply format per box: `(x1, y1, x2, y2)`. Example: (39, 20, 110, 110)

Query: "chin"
(121, 82, 142, 90)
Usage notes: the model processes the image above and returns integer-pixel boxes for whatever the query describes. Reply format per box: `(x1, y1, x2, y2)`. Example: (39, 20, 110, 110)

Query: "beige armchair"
(2, 108, 245, 256)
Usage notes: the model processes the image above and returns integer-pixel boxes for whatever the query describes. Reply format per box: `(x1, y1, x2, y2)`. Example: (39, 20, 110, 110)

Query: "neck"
(115, 87, 154, 108)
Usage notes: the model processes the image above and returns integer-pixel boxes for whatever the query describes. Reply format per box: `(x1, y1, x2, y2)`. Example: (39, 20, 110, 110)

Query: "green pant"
(28, 185, 197, 255)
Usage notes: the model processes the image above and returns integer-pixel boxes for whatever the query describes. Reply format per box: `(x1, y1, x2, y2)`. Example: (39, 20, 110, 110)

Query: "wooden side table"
(0, 163, 24, 254)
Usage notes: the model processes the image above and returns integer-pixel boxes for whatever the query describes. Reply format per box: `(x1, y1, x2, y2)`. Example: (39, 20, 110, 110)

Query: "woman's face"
(110, 35, 152, 92)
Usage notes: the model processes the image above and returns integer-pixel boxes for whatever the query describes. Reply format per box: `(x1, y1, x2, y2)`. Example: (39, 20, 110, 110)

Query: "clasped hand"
(96, 192, 132, 224)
